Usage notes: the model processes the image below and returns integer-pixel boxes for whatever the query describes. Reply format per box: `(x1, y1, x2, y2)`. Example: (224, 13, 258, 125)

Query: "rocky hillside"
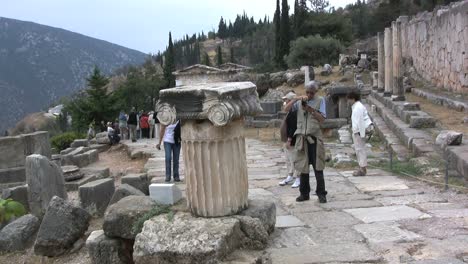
(0, 17, 147, 134)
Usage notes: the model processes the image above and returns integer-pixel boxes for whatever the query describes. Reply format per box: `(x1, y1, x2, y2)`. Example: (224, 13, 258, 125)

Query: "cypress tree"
(216, 46, 223, 66)
(202, 52, 211, 66)
(218, 17, 228, 39)
(273, 0, 281, 66)
(163, 32, 176, 88)
(279, 0, 291, 68)
(293, 0, 299, 38)
(230, 47, 235, 63)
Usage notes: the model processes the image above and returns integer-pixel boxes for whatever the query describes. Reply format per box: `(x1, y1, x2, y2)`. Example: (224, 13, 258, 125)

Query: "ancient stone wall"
(400, 1, 468, 93)
(175, 72, 235, 87)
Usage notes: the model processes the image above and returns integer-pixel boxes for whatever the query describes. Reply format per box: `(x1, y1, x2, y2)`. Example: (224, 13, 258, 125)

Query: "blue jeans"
(164, 142, 181, 181)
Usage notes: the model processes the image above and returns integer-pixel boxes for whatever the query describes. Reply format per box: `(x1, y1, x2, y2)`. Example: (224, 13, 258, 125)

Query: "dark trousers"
(299, 139, 327, 197)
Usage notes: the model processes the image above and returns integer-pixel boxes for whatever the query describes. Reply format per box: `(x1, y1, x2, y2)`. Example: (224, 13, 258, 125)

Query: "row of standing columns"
(377, 16, 407, 101)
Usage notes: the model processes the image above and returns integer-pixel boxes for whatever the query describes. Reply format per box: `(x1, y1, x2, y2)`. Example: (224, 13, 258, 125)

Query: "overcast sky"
(1, 0, 355, 54)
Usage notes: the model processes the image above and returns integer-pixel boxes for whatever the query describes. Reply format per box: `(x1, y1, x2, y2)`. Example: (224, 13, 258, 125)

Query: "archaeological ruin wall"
(400, 1, 467, 93)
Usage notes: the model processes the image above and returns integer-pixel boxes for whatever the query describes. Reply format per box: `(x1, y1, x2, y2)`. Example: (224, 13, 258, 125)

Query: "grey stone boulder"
(2, 184, 29, 211)
(86, 230, 132, 264)
(121, 173, 149, 195)
(270, 71, 287, 88)
(26, 154, 67, 217)
(240, 199, 276, 234)
(409, 116, 436, 128)
(0, 214, 40, 252)
(436, 130, 463, 148)
(103, 196, 156, 239)
(109, 184, 145, 205)
(233, 215, 269, 250)
(320, 64, 333, 76)
(81, 166, 110, 179)
(79, 178, 115, 216)
(85, 149, 99, 164)
(34, 196, 91, 256)
(286, 71, 305, 87)
(61, 165, 84, 182)
(96, 132, 110, 144)
(133, 212, 242, 264)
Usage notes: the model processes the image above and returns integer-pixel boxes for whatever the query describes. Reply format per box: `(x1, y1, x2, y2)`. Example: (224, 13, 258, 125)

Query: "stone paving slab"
(319, 199, 383, 210)
(375, 194, 448, 206)
(348, 176, 410, 192)
(428, 209, 468, 218)
(399, 217, 468, 239)
(269, 227, 317, 248)
(345, 205, 430, 223)
(410, 258, 466, 264)
(353, 222, 421, 243)
(268, 243, 381, 263)
(371, 189, 425, 197)
(413, 202, 468, 211)
(296, 211, 362, 228)
(276, 215, 306, 228)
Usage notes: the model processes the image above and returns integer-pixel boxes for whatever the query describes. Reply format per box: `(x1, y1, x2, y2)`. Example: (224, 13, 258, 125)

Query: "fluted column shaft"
(392, 20, 405, 101)
(182, 119, 248, 217)
(384, 27, 393, 97)
(377, 32, 385, 92)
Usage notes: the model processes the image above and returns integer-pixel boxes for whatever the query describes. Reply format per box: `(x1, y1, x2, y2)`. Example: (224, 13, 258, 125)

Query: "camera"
(301, 100, 307, 107)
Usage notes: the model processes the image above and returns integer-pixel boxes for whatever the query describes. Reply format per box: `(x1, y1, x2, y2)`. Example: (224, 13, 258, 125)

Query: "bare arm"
(284, 96, 306, 112)
(157, 125, 166, 146)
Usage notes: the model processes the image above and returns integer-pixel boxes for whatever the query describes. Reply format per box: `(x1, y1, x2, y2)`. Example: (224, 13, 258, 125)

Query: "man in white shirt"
(348, 90, 374, 176)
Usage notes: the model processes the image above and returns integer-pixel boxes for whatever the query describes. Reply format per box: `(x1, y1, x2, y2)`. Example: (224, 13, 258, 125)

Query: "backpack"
(140, 116, 149, 129)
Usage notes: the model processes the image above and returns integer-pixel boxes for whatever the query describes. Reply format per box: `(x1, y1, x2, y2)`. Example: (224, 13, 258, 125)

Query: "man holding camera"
(284, 81, 328, 203)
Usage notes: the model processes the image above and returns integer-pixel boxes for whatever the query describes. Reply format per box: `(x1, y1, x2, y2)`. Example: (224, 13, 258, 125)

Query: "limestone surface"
(0, 214, 39, 252)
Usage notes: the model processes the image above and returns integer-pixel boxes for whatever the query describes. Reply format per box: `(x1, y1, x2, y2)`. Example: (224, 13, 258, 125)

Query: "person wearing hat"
(279, 91, 300, 188)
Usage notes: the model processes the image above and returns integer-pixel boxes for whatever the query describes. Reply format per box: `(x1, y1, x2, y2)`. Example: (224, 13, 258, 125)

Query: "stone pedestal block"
(149, 183, 182, 205)
(26, 154, 67, 217)
(79, 178, 115, 216)
(182, 119, 249, 217)
(86, 230, 131, 264)
(121, 173, 149, 195)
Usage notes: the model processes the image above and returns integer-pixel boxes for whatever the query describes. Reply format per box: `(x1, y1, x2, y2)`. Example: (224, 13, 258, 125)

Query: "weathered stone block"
(26, 154, 67, 217)
(409, 116, 436, 128)
(86, 230, 131, 264)
(121, 173, 149, 195)
(79, 178, 115, 216)
(61, 165, 84, 182)
(1, 184, 29, 211)
(109, 184, 145, 205)
(0, 136, 26, 169)
(85, 150, 99, 164)
(22, 131, 51, 159)
(133, 213, 242, 264)
(81, 166, 110, 179)
(65, 174, 97, 191)
(0, 214, 40, 252)
(34, 196, 90, 257)
(0, 167, 25, 184)
(70, 139, 89, 148)
(260, 101, 282, 114)
(436, 130, 463, 148)
(103, 196, 156, 239)
(96, 132, 110, 145)
(240, 199, 276, 234)
(149, 184, 182, 205)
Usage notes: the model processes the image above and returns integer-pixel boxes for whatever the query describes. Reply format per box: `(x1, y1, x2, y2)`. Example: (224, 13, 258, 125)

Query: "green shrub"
(0, 199, 27, 225)
(50, 132, 86, 151)
(286, 35, 344, 68)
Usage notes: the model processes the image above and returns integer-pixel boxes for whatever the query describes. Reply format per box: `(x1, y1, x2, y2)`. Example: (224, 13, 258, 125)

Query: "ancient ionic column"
(392, 21, 405, 101)
(377, 32, 385, 93)
(384, 27, 393, 97)
(156, 82, 263, 217)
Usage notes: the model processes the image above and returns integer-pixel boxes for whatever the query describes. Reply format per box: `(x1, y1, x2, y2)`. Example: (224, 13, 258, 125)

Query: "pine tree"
(273, 0, 282, 65)
(163, 32, 176, 88)
(85, 66, 112, 128)
(216, 46, 223, 66)
(279, 0, 291, 68)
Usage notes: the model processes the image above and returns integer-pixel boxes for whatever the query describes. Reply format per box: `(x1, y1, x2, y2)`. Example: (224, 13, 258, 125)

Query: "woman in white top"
(348, 90, 374, 176)
(156, 120, 181, 182)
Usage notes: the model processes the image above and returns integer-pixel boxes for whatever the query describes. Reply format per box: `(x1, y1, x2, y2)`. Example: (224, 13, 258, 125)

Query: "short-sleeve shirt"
(292, 97, 327, 118)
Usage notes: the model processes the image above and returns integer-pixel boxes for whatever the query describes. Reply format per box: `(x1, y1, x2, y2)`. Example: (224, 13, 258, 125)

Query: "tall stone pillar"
(384, 27, 393, 97)
(392, 20, 405, 101)
(156, 82, 263, 217)
(377, 32, 385, 93)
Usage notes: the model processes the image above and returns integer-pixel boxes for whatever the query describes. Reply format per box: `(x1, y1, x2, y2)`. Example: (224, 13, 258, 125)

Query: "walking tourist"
(128, 107, 138, 142)
(156, 120, 181, 182)
(118, 110, 128, 140)
(140, 112, 150, 138)
(348, 90, 374, 176)
(279, 92, 300, 188)
(284, 81, 328, 203)
(148, 111, 155, 138)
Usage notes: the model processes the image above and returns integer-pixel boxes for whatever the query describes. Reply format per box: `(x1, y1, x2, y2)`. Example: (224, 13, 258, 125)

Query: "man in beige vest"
(284, 81, 328, 203)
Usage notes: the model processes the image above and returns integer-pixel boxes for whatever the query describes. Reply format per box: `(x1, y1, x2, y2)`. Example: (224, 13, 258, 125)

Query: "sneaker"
(279, 175, 294, 186)
(291, 178, 300, 188)
(296, 195, 310, 202)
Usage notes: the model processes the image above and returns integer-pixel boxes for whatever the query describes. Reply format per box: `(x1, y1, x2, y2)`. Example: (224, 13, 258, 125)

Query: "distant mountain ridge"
(0, 17, 147, 134)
